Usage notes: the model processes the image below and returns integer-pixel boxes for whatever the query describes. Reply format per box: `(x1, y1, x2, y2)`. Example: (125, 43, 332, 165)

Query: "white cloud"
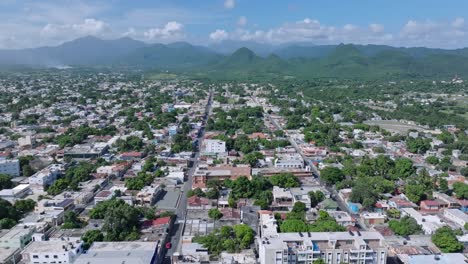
(122, 27, 137, 38)
(343, 24, 358, 32)
(143, 21, 184, 40)
(224, 0, 235, 9)
(238, 16, 247, 27)
(369, 23, 384, 34)
(452, 17, 465, 28)
(40, 18, 110, 39)
(209, 29, 229, 41)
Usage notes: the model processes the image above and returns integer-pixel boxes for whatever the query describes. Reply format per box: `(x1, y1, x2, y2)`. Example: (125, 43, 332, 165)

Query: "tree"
(320, 167, 344, 185)
(452, 182, 468, 199)
(0, 174, 13, 190)
(309, 191, 325, 208)
(269, 173, 301, 188)
(0, 218, 16, 229)
(388, 216, 422, 236)
(62, 211, 84, 229)
(242, 152, 264, 167)
(387, 208, 401, 219)
(193, 224, 254, 255)
(426, 156, 439, 165)
(406, 137, 431, 154)
(391, 158, 415, 179)
(405, 184, 426, 203)
(431, 226, 464, 253)
(82, 230, 104, 250)
(14, 199, 36, 215)
(461, 167, 468, 177)
(208, 208, 223, 220)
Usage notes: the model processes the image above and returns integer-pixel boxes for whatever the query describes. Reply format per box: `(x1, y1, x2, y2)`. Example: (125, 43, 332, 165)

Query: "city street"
(165, 89, 213, 260)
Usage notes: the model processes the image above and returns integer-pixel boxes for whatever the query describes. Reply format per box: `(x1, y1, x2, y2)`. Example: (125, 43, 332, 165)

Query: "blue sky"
(0, 0, 467, 49)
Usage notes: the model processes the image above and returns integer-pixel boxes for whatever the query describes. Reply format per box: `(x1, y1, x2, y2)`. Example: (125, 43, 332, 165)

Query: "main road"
(165, 89, 213, 259)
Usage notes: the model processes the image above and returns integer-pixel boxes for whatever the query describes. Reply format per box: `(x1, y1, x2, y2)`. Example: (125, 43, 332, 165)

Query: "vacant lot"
(364, 120, 427, 134)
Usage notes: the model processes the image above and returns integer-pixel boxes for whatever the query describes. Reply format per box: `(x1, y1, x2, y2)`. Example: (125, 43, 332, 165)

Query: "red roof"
(187, 196, 210, 206)
(120, 152, 143, 157)
(152, 216, 171, 226)
(421, 200, 440, 206)
(143, 216, 171, 227)
(458, 200, 468, 206)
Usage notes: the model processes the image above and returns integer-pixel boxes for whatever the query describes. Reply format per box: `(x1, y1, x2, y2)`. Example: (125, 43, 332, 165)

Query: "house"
(328, 211, 356, 227)
(458, 199, 468, 212)
(271, 186, 294, 211)
(443, 208, 468, 228)
(187, 196, 212, 210)
(119, 151, 144, 161)
(94, 190, 114, 204)
(361, 212, 386, 226)
(319, 199, 339, 211)
(388, 197, 418, 209)
(420, 200, 441, 212)
(432, 192, 460, 209)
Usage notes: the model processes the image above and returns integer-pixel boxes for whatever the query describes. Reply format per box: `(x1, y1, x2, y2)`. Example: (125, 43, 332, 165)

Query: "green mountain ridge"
(1, 36, 468, 80)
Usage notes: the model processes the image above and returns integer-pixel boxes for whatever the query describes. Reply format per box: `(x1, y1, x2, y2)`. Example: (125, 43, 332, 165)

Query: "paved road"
(165, 89, 213, 259)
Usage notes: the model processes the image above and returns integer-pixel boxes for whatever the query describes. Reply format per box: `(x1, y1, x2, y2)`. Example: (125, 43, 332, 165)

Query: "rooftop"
(74, 242, 157, 264)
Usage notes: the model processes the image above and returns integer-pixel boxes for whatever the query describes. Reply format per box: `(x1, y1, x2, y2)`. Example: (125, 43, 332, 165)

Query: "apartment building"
(203, 139, 226, 153)
(258, 213, 387, 264)
(258, 231, 387, 264)
(0, 159, 20, 177)
(28, 164, 63, 189)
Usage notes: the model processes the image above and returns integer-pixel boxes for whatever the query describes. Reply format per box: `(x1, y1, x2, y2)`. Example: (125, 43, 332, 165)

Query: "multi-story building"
(28, 164, 63, 190)
(135, 185, 161, 206)
(258, 213, 387, 264)
(0, 225, 35, 250)
(0, 159, 20, 177)
(258, 231, 387, 264)
(203, 139, 226, 153)
(21, 238, 83, 264)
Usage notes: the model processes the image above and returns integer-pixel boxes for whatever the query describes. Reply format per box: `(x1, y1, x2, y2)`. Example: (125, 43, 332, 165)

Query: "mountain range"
(1, 36, 468, 79)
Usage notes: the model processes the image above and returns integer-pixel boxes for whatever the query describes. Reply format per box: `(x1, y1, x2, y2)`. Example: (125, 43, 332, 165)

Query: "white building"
(73, 242, 157, 264)
(28, 164, 63, 189)
(258, 231, 387, 264)
(275, 159, 304, 169)
(18, 135, 35, 147)
(21, 238, 83, 264)
(328, 211, 356, 227)
(0, 159, 20, 177)
(258, 212, 387, 264)
(0, 184, 31, 202)
(204, 139, 226, 153)
(443, 208, 468, 228)
(401, 208, 444, 235)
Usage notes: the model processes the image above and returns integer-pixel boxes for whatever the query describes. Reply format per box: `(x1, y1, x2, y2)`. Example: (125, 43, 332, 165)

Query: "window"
(45, 255, 49, 258)
(33, 255, 39, 259)
(54, 255, 58, 259)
